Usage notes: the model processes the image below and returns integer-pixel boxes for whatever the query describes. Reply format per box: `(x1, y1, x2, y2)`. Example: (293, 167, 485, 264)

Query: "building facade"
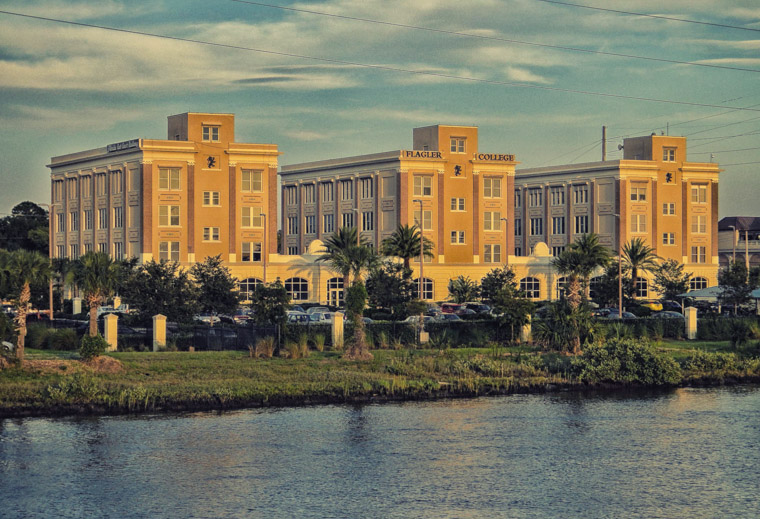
(514, 134, 721, 298)
(718, 216, 760, 269)
(48, 113, 279, 286)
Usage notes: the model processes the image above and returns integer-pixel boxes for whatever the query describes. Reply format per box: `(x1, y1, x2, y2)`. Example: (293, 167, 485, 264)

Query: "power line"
(226, 0, 760, 74)
(2, 9, 760, 115)
(691, 147, 760, 155)
(720, 161, 760, 167)
(534, 0, 760, 33)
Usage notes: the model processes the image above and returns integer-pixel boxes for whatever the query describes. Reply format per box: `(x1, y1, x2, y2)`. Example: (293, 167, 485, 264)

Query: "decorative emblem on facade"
(207, 156, 216, 168)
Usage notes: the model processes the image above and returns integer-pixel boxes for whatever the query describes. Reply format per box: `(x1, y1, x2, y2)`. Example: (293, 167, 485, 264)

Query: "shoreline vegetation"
(2, 338, 759, 419)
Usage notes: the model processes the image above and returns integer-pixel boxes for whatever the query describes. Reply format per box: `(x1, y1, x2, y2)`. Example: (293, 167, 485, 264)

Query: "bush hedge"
(572, 337, 682, 385)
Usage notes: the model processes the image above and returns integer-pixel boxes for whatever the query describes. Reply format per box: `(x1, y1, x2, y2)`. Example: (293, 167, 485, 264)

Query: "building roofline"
(281, 151, 402, 175)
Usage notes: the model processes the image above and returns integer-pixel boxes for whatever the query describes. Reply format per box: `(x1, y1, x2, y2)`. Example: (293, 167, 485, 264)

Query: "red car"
(441, 303, 462, 314)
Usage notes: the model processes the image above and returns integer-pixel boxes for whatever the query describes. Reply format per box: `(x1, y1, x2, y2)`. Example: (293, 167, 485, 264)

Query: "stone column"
(685, 307, 697, 340)
(332, 311, 344, 350)
(153, 314, 167, 352)
(520, 314, 532, 343)
(103, 313, 118, 352)
(72, 297, 82, 315)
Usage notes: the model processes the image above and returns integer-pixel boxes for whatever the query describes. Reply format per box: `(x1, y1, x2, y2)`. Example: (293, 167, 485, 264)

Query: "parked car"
(601, 310, 637, 319)
(403, 315, 434, 324)
(306, 306, 329, 315)
(435, 313, 462, 322)
(638, 300, 663, 312)
(286, 311, 310, 324)
(291, 305, 306, 314)
(455, 308, 477, 316)
(194, 314, 221, 325)
(463, 302, 491, 314)
(440, 303, 462, 314)
(661, 300, 683, 312)
(232, 309, 251, 324)
(651, 311, 684, 319)
(308, 313, 331, 323)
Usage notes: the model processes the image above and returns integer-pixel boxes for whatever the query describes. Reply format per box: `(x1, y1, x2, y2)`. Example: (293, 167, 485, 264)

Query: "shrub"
(572, 337, 682, 385)
(79, 334, 109, 360)
(254, 336, 275, 358)
(682, 350, 738, 372)
(49, 329, 79, 351)
(312, 333, 326, 352)
(26, 323, 53, 349)
(298, 334, 310, 358)
(376, 331, 390, 350)
(729, 319, 760, 347)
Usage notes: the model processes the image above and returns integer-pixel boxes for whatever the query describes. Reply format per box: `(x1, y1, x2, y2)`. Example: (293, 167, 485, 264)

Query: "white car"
(306, 306, 330, 315)
(194, 314, 221, 324)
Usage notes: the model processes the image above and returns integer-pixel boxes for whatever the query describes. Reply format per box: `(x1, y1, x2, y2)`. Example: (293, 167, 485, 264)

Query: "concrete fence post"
(332, 312, 344, 350)
(103, 313, 118, 352)
(153, 314, 167, 352)
(685, 307, 698, 340)
(520, 314, 532, 343)
(72, 297, 82, 315)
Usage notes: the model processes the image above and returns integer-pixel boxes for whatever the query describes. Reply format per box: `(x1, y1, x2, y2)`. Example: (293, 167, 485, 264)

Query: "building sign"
(474, 153, 515, 162)
(106, 139, 139, 153)
(403, 150, 442, 159)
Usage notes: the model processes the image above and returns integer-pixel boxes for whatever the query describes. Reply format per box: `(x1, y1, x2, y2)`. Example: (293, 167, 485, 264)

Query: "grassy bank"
(1, 339, 759, 418)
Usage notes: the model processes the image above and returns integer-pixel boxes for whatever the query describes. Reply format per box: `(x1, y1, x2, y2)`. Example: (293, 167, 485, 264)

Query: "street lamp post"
(262, 212, 267, 283)
(728, 225, 736, 263)
(40, 202, 54, 321)
(614, 213, 623, 319)
(500, 217, 509, 265)
(414, 200, 424, 301)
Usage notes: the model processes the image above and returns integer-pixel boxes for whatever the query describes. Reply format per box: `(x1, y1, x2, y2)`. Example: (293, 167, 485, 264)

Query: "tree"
(567, 233, 611, 298)
(381, 224, 434, 272)
(365, 260, 414, 316)
(533, 300, 597, 354)
(190, 255, 240, 324)
(1, 249, 51, 361)
(590, 263, 627, 308)
(448, 275, 480, 303)
(480, 266, 518, 305)
(249, 281, 291, 327)
(0, 202, 49, 254)
(490, 284, 534, 342)
(317, 227, 359, 300)
(345, 281, 371, 360)
(718, 262, 755, 313)
(120, 260, 198, 325)
(552, 249, 585, 310)
(652, 259, 691, 302)
(622, 238, 659, 300)
(73, 252, 119, 337)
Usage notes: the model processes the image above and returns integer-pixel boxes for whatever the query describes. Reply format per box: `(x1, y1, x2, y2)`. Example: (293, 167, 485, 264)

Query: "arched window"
(520, 277, 540, 299)
(635, 277, 648, 298)
(327, 277, 344, 306)
(238, 277, 263, 301)
(689, 277, 708, 291)
(412, 278, 434, 301)
(285, 277, 309, 301)
(556, 276, 567, 300)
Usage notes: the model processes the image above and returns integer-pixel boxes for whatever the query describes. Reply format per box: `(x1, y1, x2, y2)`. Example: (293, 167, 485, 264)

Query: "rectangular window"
(340, 180, 354, 201)
(113, 207, 123, 229)
(203, 191, 220, 206)
(81, 177, 92, 198)
(98, 242, 108, 254)
(305, 215, 316, 234)
(550, 187, 565, 206)
(514, 247, 522, 256)
(382, 177, 395, 198)
(691, 185, 707, 203)
(158, 168, 180, 191)
(691, 246, 706, 263)
(96, 174, 107, 196)
(663, 233, 675, 245)
(98, 208, 108, 229)
(341, 212, 354, 229)
(287, 216, 298, 235)
(631, 185, 647, 202)
(241, 242, 262, 262)
(129, 169, 140, 192)
(663, 203, 676, 215)
(450, 231, 466, 244)
(360, 178, 373, 199)
(70, 244, 79, 259)
(573, 185, 589, 204)
(159, 205, 180, 227)
(630, 214, 646, 233)
(413, 176, 432, 197)
(53, 180, 63, 201)
(84, 210, 93, 230)
(285, 186, 297, 205)
(484, 178, 503, 198)
(203, 227, 220, 242)
(484, 212, 502, 231)
(323, 214, 334, 234)
(202, 125, 219, 142)
(84, 243, 93, 253)
(56, 213, 65, 233)
(514, 218, 522, 236)
(322, 182, 334, 203)
(663, 148, 676, 162)
(552, 246, 565, 257)
(413, 210, 432, 231)
(159, 241, 180, 262)
(691, 215, 707, 233)
(241, 207, 263, 228)
(56, 245, 65, 258)
(241, 170, 263, 193)
(67, 178, 78, 199)
(362, 211, 374, 232)
(484, 244, 501, 263)
(111, 170, 123, 194)
(450, 198, 465, 211)
(528, 188, 543, 207)
(574, 215, 589, 234)
(286, 246, 298, 255)
(552, 217, 565, 235)
(450, 137, 465, 153)
(530, 218, 543, 236)
(301, 184, 315, 204)
(514, 190, 522, 207)
(113, 242, 123, 260)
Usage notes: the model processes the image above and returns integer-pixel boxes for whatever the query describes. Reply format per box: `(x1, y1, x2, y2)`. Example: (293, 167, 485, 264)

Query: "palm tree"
(317, 227, 377, 298)
(74, 251, 119, 337)
(569, 233, 611, 298)
(3, 250, 51, 362)
(381, 224, 434, 272)
(622, 237, 659, 300)
(552, 249, 585, 310)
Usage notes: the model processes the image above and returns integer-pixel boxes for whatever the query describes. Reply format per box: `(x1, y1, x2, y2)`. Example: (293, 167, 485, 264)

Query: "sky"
(0, 0, 758, 218)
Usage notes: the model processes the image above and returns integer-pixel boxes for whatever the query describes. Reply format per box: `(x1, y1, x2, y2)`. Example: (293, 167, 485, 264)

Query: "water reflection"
(0, 387, 758, 518)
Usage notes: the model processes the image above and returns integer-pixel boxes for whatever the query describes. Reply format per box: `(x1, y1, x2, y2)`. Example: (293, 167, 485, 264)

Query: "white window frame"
(662, 232, 675, 245)
(202, 125, 220, 142)
(484, 244, 501, 263)
(691, 215, 706, 234)
(450, 137, 465, 153)
(159, 241, 180, 262)
(484, 211, 502, 231)
(413, 176, 432, 197)
(158, 168, 180, 191)
(691, 185, 707, 204)
(630, 214, 646, 233)
(413, 210, 432, 231)
(323, 214, 334, 234)
(159, 205, 180, 227)
(450, 198, 465, 211)
(203, 191, 220, 206)
(450, 230, 466, 244)
(552, 217, 565, 235)
(663, 203, 676, 215)
(241, 170, 263, 193)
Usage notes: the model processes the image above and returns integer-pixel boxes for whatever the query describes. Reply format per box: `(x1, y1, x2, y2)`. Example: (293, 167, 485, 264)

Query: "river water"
(1, 386, 759, 518)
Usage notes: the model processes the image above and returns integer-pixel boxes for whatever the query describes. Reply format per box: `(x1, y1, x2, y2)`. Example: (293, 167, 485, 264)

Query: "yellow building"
(48, 113, 279, 287)
(515, 134, 721, 300)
